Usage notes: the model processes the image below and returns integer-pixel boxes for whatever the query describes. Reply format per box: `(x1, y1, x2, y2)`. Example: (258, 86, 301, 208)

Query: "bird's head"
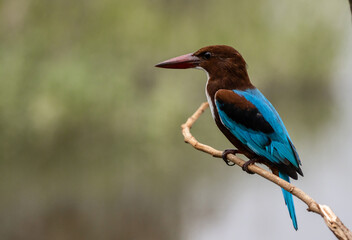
(155, 45, 248, 78)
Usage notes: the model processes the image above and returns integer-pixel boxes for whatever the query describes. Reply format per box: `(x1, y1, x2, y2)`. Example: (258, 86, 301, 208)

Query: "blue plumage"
(279, 172, 298, 230)
(216, 88, 300, 230)
(233, 89, 300, 167)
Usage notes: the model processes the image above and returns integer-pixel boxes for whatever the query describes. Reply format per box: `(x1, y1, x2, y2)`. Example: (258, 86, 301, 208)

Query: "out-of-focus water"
(181, 31, 352, 240)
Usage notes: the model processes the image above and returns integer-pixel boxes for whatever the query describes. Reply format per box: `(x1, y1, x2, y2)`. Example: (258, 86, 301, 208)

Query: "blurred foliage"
(0, 0, 349, 239)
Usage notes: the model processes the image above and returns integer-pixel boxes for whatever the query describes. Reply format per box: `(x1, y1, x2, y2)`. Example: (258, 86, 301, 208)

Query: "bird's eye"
(203, 52, 212, 60)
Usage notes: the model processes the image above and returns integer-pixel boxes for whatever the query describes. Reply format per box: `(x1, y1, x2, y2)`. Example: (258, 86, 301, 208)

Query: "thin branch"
(181, 102, 352, 240)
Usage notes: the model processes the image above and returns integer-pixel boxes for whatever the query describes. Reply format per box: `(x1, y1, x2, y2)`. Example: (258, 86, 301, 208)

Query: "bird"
(155, 45, 303, 230)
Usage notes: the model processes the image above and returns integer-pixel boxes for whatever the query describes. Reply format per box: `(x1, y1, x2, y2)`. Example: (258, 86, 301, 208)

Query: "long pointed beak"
(155, 53, 200, 69)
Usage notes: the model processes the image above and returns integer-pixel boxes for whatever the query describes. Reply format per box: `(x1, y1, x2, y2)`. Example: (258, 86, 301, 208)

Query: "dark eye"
(203, 52, 212, 60)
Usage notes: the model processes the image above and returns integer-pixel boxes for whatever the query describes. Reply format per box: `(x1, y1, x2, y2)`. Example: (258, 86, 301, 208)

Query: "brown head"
(155, 45, 252, 89)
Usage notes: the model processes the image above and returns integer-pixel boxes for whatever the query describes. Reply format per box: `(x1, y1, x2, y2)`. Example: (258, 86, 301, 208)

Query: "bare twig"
(181, 102, 352, 240)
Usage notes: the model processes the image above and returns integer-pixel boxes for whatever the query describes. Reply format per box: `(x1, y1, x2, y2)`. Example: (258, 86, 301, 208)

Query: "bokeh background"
(0, 0, 351, 239)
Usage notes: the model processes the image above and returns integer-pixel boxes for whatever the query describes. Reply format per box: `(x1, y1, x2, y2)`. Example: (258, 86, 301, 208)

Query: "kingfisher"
(155, 45, 303, 230)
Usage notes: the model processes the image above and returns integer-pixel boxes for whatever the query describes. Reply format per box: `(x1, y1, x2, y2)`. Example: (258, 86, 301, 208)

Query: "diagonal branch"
(181, 102, 352, 240)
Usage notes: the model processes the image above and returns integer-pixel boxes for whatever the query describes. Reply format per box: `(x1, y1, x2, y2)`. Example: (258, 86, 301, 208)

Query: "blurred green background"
(0, 0, 351, 239)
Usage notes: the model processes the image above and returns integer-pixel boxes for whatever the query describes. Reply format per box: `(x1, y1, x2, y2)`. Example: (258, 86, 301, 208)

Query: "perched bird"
(155, 45, 303, 230)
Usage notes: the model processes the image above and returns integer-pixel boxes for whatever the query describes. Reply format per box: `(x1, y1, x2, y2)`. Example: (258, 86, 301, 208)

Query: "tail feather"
(279, 171, 298, 230)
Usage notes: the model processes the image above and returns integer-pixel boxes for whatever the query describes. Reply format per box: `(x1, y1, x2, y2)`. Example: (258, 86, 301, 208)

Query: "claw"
(242, 158, 258, 174)
(222, 149, 239, 166)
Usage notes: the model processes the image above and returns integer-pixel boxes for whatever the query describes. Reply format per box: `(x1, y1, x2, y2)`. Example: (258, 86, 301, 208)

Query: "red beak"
(155, 53, 200, 69)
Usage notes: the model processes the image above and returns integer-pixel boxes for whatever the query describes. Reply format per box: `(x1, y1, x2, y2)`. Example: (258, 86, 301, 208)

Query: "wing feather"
(215, 89, 302, 177)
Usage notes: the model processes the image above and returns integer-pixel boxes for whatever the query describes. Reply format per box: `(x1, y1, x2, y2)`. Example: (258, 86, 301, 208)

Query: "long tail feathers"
(279, 171, 298, 230)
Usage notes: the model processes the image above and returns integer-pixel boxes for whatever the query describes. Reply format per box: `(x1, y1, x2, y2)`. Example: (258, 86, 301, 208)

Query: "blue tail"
(279, 172, 298, 230)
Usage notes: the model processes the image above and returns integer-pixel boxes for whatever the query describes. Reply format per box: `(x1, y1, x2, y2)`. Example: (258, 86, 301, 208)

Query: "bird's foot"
(222, 149, 240, 166)
(242, 158, 258, 174)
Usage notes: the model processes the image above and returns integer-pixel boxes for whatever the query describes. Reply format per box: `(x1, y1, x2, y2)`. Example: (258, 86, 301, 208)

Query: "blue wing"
(215, 88, 302, 230)
(215, 88, 302, 177)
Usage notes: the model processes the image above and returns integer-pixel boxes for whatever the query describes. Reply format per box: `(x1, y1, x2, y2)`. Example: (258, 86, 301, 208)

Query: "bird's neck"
(205, 73, 254, 120)
(206, 76, 254, 99)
